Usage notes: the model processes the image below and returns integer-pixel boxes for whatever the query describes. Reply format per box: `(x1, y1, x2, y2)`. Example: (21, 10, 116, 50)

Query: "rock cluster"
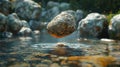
(41, 1, 83, 22)
(0, 0, 42, 38)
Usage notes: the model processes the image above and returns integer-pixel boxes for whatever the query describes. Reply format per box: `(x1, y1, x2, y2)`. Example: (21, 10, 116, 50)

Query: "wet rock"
(36, 64, 49, 67)
(44, 6, 60, 22)
(21, 20, 30, 28)
(109, 14, 120, 39)
(18, 27, 32, 36)
(0, 0, 13, 15)
(0, 13, 7, 32)
(78, 13, 108, 39)
(7, 13, 23, 34)
(47, 1, 60, 8)
(13, 0, 41, 20)
(47, 11, 76, 38)
(29, 20, 47, 31)
(76, 10, 84, 22)
(59, 2, 70, 11)
(65, 56, 116, 67)
(0, 32, 13, 38)
(41, 1, 71, 22)
(50, 63, 61, 67)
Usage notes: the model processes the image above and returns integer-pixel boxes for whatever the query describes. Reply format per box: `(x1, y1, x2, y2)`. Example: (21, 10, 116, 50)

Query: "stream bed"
(0, 30, 120, 67)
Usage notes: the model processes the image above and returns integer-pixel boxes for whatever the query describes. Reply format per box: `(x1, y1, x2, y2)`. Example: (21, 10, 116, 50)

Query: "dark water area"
(0, 30, 120, 67)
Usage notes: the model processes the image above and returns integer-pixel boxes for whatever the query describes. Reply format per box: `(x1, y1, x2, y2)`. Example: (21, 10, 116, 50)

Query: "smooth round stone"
(47, 11, 76, 38)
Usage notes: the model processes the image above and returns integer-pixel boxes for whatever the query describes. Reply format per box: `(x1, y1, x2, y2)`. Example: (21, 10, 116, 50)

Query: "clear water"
(0, 30, 120, 67)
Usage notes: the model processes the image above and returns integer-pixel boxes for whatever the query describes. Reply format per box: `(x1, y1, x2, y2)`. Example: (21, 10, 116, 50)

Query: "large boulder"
(78, 13, 108, 39)
(47, 11, 76, 38)
(7, 13, 23, 34)
(13, 0, 41, 20)
(109, 14, 120, 39)
(0, 13, 7, 32)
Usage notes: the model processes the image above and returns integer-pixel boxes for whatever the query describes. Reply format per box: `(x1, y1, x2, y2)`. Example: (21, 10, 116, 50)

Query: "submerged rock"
(47, 11, 76, 38)
(0, 13, 7, 32)
(13, 0, 41, 20)
(109, 14, 120, 39)
(50, 43, 84, 56)
(78, 13, 108, 39)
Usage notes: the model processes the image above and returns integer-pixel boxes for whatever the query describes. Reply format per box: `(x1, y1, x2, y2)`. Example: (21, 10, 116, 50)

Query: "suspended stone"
(47, 11, 76, 38)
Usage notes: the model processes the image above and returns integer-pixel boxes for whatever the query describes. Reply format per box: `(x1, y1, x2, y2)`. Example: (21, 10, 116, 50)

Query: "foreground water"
(0, 30, 120, 67)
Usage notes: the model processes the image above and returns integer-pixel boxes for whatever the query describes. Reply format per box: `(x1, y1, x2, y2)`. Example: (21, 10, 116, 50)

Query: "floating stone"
(47, 11, 76, 38)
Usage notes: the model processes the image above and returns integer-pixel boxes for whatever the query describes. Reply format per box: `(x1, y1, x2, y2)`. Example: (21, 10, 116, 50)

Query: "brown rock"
(47, 11, 76, 38)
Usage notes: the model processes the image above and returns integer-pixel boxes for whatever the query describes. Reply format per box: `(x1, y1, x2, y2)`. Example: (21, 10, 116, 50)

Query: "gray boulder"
(78, 13, 108, 39)
(42, 6, 60, 22)
(18, 20, 32, 36)
(18, 27, 32, 36)
(109, 14, 120, 39)
(47, 11, 76, 38)
(47, 1, 59, 9)
(59, 2, 70, 11)
(0, 13, 7, 32)
(7, 13, 23, 34)
(0, 0, 12, 15)
(29, 20, 47, 31)
(41, 1, 71, 22)
(13, 0, 41, 20)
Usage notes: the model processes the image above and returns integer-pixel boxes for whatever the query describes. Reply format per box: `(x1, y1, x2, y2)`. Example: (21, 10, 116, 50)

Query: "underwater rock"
(109, 14, 120, 39)
(47, 11, 76, 38)
(50, 43, 84, 56)
(13, 0, 41, 20)
(7, 13, 23, 34)
(0, 13, 7, 32)
(0, 0, 12, 15)
(62, 56, 116, 67)
(78, 13, 108, 39)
